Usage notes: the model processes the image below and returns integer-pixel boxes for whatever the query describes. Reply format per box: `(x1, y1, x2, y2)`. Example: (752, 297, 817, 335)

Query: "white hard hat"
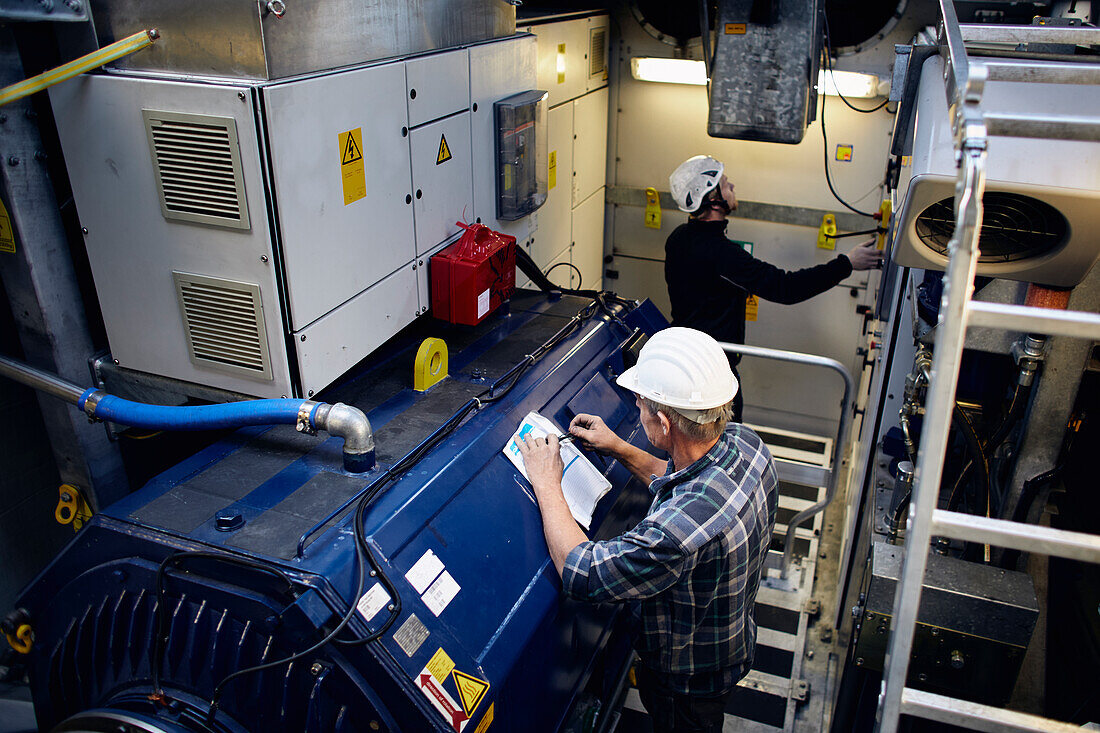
(669, 155, 724, 213)
(616, 327, 739, 423)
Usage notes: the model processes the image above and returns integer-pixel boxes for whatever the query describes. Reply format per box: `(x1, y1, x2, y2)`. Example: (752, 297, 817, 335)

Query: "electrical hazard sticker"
(338, 128, 366, 206)
(437, 133, 453, 165)
(0, 198, 15, 253)
(452, 670, 489, 717)
(745, 294, 759, 322)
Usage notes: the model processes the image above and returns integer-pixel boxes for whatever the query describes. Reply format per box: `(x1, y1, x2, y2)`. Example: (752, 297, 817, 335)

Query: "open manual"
(503, 411, 612, 530)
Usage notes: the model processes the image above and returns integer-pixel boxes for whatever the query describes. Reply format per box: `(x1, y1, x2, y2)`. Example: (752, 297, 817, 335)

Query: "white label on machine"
(423, 570, 461, 617)
(356, 582, 391, 622)
(417, 664, 470, 732)
(477, 288, 490, 319)
(406, 549, 445, 594)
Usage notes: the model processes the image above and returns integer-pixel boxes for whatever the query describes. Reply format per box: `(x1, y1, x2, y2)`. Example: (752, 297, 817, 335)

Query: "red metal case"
(430, 222, 516, 326)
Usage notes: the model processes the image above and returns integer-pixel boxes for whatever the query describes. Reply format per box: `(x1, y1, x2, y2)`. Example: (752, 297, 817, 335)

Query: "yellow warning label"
(0, 197, 14, 253)
(745, 294, 759, 322)
(437, 134, 453, 165)
(452, 670, 489, 717)
(725, 23, 747, 34)
(835, 144, 853, 162)
(548, 150, 557, 189)
(338, 128, 366, 206)
(427, 648, 455, 683)
(473, 702, 494, 733)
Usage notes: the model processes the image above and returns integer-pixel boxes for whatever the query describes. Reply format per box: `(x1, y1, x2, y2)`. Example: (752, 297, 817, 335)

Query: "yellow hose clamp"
(414, 338, 449, 392)
(55, 484, 93, 532)
(5, 624, 33, 654)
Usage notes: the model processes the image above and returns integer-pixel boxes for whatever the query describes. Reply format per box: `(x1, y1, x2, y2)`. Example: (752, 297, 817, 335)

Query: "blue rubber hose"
(78, 389, 319, 431)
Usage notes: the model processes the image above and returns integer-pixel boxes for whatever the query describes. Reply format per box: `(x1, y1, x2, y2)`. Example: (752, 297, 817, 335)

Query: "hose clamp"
(82, 389, 106, 420)
(297, 401, 319, 434)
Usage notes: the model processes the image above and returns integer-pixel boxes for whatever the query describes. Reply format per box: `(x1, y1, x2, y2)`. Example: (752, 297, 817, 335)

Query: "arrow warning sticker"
(452, 670, 489, 717)
(418, 666, 469, 732)
(436, 133, 452, 165)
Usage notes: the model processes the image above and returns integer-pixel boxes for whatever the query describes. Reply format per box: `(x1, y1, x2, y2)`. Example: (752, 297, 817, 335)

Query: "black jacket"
(664, 219, 853, 352)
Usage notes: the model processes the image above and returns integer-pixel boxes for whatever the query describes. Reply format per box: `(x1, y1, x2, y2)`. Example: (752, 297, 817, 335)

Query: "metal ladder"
(876, 3, 1100, 732)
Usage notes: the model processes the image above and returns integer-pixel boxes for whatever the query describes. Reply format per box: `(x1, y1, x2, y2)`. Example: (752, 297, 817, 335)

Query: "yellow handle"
(0, 29, 159, 108)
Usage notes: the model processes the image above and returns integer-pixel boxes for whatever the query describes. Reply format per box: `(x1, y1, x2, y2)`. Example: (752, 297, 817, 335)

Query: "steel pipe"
(0, 355, 85, 403)
(716, 342, 853, 580)
(931, 510, 1100, 564)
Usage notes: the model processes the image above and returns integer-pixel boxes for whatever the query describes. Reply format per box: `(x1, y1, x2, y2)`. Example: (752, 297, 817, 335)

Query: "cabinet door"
(532, 103, 574, 269)
(406, 48, 470, 127)
(571, 188, 605, 292)
(264, 62, 414, 330)
(572, 87, 608, 207)
(411, 113, 474, 255)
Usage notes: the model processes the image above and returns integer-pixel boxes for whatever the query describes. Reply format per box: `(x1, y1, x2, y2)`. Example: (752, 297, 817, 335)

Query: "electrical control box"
(495, 89, 548, 221)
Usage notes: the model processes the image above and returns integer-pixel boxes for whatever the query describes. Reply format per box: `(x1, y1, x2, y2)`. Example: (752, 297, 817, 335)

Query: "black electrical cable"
(819, 78, 877, 218)
(831, 227, 885, 240)
(946, 383, 1030, 514)
(822, 16, 890, 115)
(544, 261, 583, 289)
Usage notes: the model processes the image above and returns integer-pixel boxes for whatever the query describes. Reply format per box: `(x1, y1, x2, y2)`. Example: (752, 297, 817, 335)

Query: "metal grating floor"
(616, 425, 831, 732)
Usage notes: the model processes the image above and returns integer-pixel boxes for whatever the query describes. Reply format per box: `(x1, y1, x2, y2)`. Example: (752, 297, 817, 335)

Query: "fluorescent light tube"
(630, 57, 707, 85)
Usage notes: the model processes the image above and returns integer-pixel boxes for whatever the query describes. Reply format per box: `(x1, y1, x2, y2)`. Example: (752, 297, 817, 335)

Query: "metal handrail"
(717, 342, 854, 581)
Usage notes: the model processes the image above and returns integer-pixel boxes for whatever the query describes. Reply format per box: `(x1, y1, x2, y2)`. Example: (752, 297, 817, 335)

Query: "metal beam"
(0, 28, 127, 509)
(984, 60, 1100, 85)
(932, 510, 1100, 564)
(900, 688, 1084, 733)
(984, 112, 1100, 142)
(966, 300, 1100, 339)
(959, 24, 1100, 46)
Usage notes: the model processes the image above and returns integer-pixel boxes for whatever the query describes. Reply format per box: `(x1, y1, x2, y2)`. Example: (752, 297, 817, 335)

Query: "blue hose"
(78, 389, 318, 431)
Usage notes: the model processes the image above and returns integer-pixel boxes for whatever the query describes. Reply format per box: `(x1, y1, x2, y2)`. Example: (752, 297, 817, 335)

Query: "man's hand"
(517, 434, 565, 502)
(846, 240, 884, 271)
(569, 413, 625, 454)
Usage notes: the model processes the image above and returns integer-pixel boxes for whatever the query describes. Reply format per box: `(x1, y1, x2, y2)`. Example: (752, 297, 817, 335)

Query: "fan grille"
(915, 192, 1067, 263)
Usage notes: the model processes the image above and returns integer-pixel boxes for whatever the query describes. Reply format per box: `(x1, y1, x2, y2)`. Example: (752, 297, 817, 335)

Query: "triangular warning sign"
(451, 670, 488, 717)
(436, 133, 452, 165)
(342, 133, 362, 165)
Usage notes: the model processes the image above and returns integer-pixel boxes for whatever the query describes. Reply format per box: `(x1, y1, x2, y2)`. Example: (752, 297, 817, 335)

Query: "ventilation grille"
(915, 192, 1068, 263)
(144, 110, 250, 230)
(589, 27, 607, 78)
(173, 272, 272, 380)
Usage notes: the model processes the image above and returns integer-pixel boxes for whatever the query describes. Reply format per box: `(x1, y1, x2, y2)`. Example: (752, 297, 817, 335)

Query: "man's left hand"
(517, 434, 565, 502)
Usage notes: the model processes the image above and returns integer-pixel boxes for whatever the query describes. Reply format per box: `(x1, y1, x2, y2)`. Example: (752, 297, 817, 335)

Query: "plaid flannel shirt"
(561, 423, 778, 695)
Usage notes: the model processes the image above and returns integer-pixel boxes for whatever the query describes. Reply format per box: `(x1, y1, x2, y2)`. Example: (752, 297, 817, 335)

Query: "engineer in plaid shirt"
(518, 328, 778, 732)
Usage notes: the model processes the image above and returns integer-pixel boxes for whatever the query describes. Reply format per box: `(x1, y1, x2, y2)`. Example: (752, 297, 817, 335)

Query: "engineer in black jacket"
(665, 155, 882, 422)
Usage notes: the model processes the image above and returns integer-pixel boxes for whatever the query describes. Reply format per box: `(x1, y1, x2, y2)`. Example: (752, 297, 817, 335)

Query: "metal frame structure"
(875, 3, 1100, 731)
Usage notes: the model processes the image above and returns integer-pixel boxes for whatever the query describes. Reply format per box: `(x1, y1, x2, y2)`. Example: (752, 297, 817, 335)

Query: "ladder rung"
(900, 688, 1083, 732)
(984, 112, 1100, 141)
(960, 23, 1100, 46)
(966, 301, 1100, 339)
(985, 60, 1100, 85)
(932, 510, 1100, 564)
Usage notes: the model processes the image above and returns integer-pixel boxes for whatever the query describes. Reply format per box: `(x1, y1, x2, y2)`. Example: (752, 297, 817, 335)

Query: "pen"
(555, 433, 576, 443)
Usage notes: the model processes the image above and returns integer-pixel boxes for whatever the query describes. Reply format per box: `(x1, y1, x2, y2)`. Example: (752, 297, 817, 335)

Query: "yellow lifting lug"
(414, 337, 449, 392)
(816, 214, 837, 250)
(5, 623, 33, 654)
(643, 187, 662, 230)
(55, 483, 93, 532)
(876, 199, 892, 251)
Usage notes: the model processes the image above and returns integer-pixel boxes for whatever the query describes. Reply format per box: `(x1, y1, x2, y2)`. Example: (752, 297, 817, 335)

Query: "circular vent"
(915, 192, 1068, 263)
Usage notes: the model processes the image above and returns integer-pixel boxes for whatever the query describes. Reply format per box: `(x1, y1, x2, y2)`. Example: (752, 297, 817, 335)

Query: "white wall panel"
(571, 188, 605, 292)
(406, 48, 470, 127)
(532, 102, 574, 269)
(573, 87, 609, 207)
(520, 18, 589, 108)
(411, 113, 473, 255)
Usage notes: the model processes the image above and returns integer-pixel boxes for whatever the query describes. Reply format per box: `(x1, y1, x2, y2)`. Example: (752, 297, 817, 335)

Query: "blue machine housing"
(15, 293, 668, 733)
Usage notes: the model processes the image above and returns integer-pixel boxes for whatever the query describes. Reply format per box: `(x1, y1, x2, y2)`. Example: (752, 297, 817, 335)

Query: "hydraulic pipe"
(0, 354, 374, 473)
(716, 342, 854, 580)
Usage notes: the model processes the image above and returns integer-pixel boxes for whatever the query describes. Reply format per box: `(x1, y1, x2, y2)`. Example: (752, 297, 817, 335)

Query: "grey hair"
(639, 396, 733, 442)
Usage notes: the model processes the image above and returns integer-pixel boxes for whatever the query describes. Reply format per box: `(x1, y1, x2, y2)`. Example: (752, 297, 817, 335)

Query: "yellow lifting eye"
(5, 623, 33, 654)
(414, 338, 449, 392)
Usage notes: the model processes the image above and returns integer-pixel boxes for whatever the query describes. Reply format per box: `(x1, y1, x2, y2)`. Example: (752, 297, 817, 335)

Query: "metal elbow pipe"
(312, 402, 375, 473)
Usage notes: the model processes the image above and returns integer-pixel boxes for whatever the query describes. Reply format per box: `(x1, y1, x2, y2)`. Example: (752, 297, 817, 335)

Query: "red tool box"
(430, 222, 516, 326)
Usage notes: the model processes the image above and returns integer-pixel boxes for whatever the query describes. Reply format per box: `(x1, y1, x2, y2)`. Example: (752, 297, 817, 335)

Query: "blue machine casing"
(15, 293, 668, 733)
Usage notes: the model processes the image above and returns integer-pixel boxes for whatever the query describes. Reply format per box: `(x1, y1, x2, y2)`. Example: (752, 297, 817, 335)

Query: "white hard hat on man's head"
(669, 155, 724, 213)
(616, 327, 738, 424)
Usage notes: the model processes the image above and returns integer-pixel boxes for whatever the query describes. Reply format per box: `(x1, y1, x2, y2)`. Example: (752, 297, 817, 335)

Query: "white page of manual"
(503, 411, 612, 530)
